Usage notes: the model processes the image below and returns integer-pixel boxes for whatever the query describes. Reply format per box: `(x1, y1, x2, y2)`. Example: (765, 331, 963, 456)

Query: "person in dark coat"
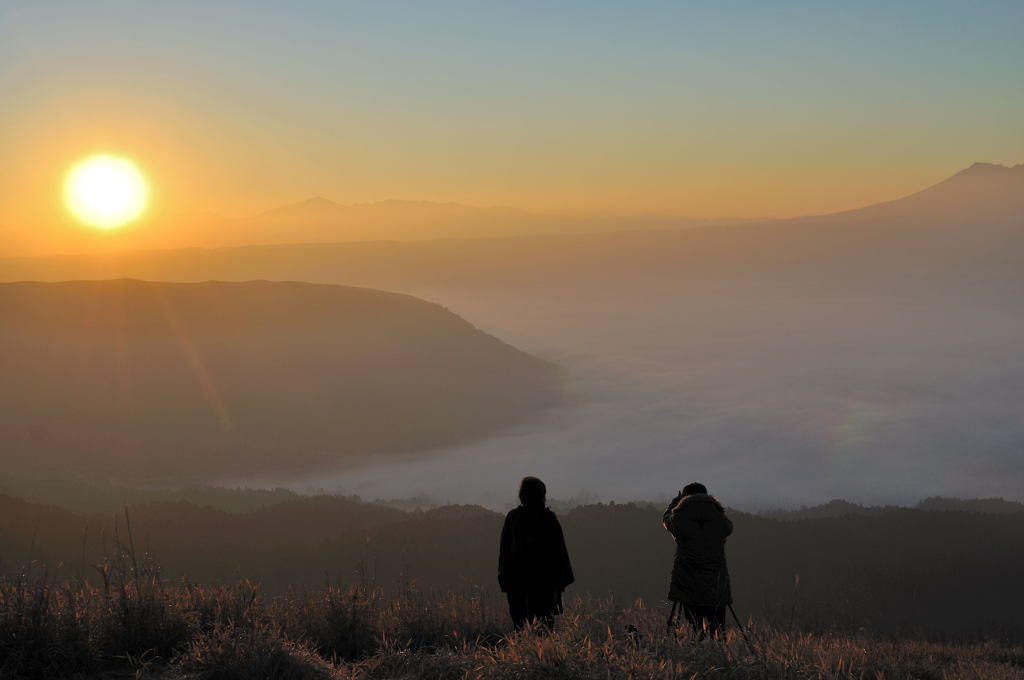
(498, 476, 574, 630)
(662, 482, 733, 637)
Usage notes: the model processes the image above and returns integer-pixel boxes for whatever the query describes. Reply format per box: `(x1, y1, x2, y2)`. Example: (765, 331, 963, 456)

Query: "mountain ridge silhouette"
(0, 279, 561, 483)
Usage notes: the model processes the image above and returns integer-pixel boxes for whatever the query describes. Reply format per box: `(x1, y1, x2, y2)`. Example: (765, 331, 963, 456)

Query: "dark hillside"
(0, 280, 561, 482)
(916, 496, 1024, 514)
(763, 496, 1024, 520)
(3, 493, 1022, 638)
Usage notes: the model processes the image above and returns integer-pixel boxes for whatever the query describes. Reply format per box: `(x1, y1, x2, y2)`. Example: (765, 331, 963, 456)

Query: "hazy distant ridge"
(760, 496, 1024, 520)
(244, 196, 740, 245)
(3, 162, 1021, 291)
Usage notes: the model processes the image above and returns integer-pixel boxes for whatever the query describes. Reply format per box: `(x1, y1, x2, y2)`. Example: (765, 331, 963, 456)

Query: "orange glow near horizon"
(0, 89, 1012, 258)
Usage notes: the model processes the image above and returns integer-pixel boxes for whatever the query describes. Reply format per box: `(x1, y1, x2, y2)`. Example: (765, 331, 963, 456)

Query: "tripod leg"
(728, 605, 753, 647)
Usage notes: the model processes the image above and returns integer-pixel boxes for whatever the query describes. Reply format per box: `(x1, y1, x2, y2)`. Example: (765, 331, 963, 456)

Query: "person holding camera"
(662, 482, 733, 637)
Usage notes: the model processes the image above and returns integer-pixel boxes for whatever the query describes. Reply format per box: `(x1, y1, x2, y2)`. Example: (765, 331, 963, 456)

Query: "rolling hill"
(0, 279, 561, 483)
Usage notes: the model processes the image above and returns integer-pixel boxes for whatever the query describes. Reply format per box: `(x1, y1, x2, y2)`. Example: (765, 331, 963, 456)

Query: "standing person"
(498, 476, 575, 630)
(663, 482, 733, 637)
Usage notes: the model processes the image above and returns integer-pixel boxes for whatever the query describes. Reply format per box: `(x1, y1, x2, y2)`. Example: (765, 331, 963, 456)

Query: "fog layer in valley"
(293, 286, 1023, 510)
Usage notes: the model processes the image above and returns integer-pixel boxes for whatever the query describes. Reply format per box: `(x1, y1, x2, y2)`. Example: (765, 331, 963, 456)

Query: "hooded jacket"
(663, 493, 733, 605)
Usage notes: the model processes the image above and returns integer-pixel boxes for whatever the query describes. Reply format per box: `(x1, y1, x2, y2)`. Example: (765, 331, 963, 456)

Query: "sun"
(65, 155, 149, 229)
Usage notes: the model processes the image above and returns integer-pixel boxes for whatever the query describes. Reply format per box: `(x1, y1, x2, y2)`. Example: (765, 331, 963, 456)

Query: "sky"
(1, 1, 1022, 255)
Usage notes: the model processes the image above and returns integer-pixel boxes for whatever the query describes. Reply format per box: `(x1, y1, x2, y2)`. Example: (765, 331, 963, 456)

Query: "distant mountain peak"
(258, 196, 346, 219)
(957, 161, 1012, 176)
(821, 160, 1024, 224)
(300, 196, 340, 206)
(950, 161, 1024, 181)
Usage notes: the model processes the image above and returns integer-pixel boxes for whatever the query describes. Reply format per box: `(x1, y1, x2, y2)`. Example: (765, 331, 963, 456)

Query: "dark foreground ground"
(4, 489, 1023, 641)
(3, 567, 1022, 680)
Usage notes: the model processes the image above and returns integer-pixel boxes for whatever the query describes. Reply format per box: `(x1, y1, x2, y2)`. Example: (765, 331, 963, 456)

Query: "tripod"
(666, 601, 752, 648)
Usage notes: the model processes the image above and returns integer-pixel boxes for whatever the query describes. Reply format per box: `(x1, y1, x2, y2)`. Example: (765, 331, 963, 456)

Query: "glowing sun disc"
(65, 155, 149, 228)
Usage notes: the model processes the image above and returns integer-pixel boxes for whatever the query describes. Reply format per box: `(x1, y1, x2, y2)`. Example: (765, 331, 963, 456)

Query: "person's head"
(518, 476, 547, 508)
(682, 482, 708, 497)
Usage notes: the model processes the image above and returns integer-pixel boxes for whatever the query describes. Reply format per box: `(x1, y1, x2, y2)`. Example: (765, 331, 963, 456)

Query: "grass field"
(2, 546, 1022, 680)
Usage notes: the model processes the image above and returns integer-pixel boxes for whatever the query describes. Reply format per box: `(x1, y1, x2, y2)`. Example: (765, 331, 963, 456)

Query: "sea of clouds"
(271, 284, 1024, 511)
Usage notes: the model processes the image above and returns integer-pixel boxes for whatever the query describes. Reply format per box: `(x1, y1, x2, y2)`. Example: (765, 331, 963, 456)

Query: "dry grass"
(0, 547, 1020, 680)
